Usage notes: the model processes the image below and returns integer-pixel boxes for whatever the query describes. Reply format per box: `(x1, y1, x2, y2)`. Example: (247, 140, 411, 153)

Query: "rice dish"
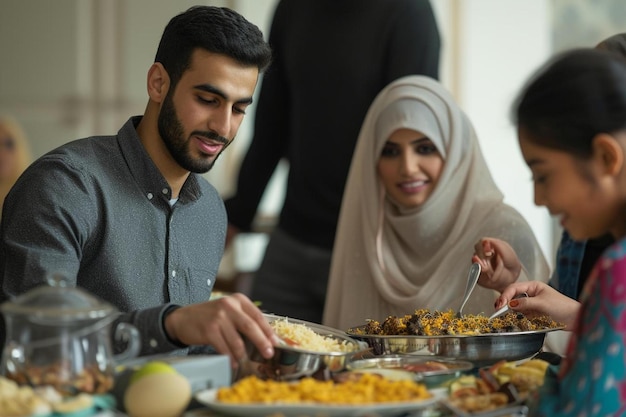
(350, 309, 563, 336)
(270, 317, 355, 353)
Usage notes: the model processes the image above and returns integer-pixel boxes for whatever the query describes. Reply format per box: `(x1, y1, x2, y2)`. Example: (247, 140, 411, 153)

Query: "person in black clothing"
(224, 0, 441, 324)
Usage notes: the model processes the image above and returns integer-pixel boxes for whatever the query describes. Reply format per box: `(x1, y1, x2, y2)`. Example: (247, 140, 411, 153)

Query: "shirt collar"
(117, 116, 201, 205)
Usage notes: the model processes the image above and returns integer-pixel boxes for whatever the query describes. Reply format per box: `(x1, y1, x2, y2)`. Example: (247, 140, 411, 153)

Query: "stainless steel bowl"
(346, 326, 564, 368)
(347, 355, 474, 388)
(237, 314, 367, 381)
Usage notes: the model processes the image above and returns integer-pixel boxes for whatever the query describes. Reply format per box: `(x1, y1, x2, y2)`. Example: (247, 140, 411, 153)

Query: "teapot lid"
(0, 275, 117, 321)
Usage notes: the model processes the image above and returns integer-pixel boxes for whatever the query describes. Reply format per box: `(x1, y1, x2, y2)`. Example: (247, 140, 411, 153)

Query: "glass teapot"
(0, 276, 141, 395)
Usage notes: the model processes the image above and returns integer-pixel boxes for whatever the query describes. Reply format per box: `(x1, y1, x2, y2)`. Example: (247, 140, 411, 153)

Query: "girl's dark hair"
(154, 6, 272, 89)
(596, 33, 626, 57)
(512, 48, 626, 158)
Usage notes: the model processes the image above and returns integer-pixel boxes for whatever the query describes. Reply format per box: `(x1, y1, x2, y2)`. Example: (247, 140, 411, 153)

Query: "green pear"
(130, 361, 177, 385)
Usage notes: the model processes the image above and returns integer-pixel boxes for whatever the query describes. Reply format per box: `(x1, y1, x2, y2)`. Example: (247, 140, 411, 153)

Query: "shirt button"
(206, 278, 212, 287)
(172, 270, 176, 278)
(147, 193, 153, 200)
(149, 339, 158, 348)
(162, 188, 168, 195)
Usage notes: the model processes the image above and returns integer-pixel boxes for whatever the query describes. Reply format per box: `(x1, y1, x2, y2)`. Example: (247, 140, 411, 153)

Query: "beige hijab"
(323, 76, 549, 330)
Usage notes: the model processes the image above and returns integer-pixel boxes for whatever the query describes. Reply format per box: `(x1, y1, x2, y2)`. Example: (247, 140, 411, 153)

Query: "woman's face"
(519, 130, 620, 240)
(377, 128, 444, 208)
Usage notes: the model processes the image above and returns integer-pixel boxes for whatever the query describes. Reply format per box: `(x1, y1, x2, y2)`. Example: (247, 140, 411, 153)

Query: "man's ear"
(592, 133, 624, 176)
(146, 63, 170, 104)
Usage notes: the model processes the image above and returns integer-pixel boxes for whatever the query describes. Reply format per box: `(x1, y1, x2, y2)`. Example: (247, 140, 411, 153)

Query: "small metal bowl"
(237, 314, 367, 381)
(347, 356, 474, 388)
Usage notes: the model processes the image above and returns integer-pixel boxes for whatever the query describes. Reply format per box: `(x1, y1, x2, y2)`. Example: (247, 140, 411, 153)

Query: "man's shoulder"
(42, 135, 117, 159)
(27, 135, 124, 183)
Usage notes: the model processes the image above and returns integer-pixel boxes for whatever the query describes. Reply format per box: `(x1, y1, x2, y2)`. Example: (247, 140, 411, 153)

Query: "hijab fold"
(323, 76, 549, 330)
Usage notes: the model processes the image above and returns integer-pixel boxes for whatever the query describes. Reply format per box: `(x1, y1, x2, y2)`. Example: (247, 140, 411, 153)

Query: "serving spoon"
(488, 292, 529, 320)
(456, 262, 482, 318)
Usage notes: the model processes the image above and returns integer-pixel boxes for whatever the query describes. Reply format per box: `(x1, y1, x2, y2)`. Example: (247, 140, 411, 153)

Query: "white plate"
(195, 387, 447, 417)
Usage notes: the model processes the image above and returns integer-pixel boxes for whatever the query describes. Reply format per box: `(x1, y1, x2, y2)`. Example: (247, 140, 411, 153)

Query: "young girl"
(473, 33, 626, 357)
(511, 48, 626, 415)
(322, 75, 548, 330)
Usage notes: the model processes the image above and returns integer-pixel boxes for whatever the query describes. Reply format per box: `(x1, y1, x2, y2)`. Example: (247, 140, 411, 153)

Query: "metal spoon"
(456, 262, 482, 318)
(488, 292, 529, 320)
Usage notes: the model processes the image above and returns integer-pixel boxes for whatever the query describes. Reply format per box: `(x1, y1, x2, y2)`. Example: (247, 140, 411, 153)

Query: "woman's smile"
(397, 178, 430, 194)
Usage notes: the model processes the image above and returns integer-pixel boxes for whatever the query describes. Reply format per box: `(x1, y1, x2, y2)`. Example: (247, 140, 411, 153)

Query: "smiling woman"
(322, 75, 550, 331)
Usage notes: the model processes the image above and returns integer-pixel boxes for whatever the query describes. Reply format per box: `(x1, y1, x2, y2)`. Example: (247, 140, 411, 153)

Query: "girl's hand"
(472, 237, 522, 292)
(495, 281, 580, 329)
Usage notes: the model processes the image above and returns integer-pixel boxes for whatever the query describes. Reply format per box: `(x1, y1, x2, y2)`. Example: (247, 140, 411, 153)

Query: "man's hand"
(163, 293, 278, 368)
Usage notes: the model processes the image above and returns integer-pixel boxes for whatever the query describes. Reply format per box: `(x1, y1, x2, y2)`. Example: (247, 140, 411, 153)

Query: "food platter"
(195, 387, 447, 417)
(346, 326, 565, 367)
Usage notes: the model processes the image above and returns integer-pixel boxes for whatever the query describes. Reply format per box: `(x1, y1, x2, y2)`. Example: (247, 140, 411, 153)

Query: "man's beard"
(157, 92, 229, 173)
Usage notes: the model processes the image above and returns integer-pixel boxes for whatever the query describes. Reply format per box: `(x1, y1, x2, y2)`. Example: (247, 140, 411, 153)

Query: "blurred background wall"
(1, 0, 626, 282)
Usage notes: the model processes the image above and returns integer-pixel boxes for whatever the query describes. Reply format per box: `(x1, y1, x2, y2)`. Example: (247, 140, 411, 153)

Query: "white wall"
(449, 0, 555, 266)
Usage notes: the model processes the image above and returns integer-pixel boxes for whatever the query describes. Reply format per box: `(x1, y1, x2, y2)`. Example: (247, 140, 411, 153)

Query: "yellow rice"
(217, 373, 431, 404)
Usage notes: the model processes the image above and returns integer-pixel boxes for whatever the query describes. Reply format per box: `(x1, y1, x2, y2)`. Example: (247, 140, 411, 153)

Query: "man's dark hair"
(155, 6, 272, 88)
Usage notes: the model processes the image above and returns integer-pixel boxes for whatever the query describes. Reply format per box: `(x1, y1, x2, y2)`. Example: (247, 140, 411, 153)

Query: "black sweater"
(225, 0, 441, 249)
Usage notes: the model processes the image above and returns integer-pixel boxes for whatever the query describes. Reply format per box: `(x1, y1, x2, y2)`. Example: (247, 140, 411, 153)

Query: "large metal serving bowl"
(346, 326, 564, 368)
(236, 314, 368, 381)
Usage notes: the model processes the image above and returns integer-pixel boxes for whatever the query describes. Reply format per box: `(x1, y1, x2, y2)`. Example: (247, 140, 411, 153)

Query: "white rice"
(270, 318, 354, 353)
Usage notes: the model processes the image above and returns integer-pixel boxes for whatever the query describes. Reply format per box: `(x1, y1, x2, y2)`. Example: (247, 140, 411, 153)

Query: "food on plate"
(217, 373, 431, 405)
(451, 391, 510, 413)
(0, 375, 97, 416)
(487, 359, 549, 393)
(270, 316, 356, 352)
(344, 368, 416, 381)
(402, 360, 453, 372)
(350, 309, 563, 336)
(0, 376, 51, 417)
(344, 358, 469, 388)
(447, 358, 550, 413)
(346, 356, 474, 387)
(50, 392, 94, 413)
(124, 361, 191, 417)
